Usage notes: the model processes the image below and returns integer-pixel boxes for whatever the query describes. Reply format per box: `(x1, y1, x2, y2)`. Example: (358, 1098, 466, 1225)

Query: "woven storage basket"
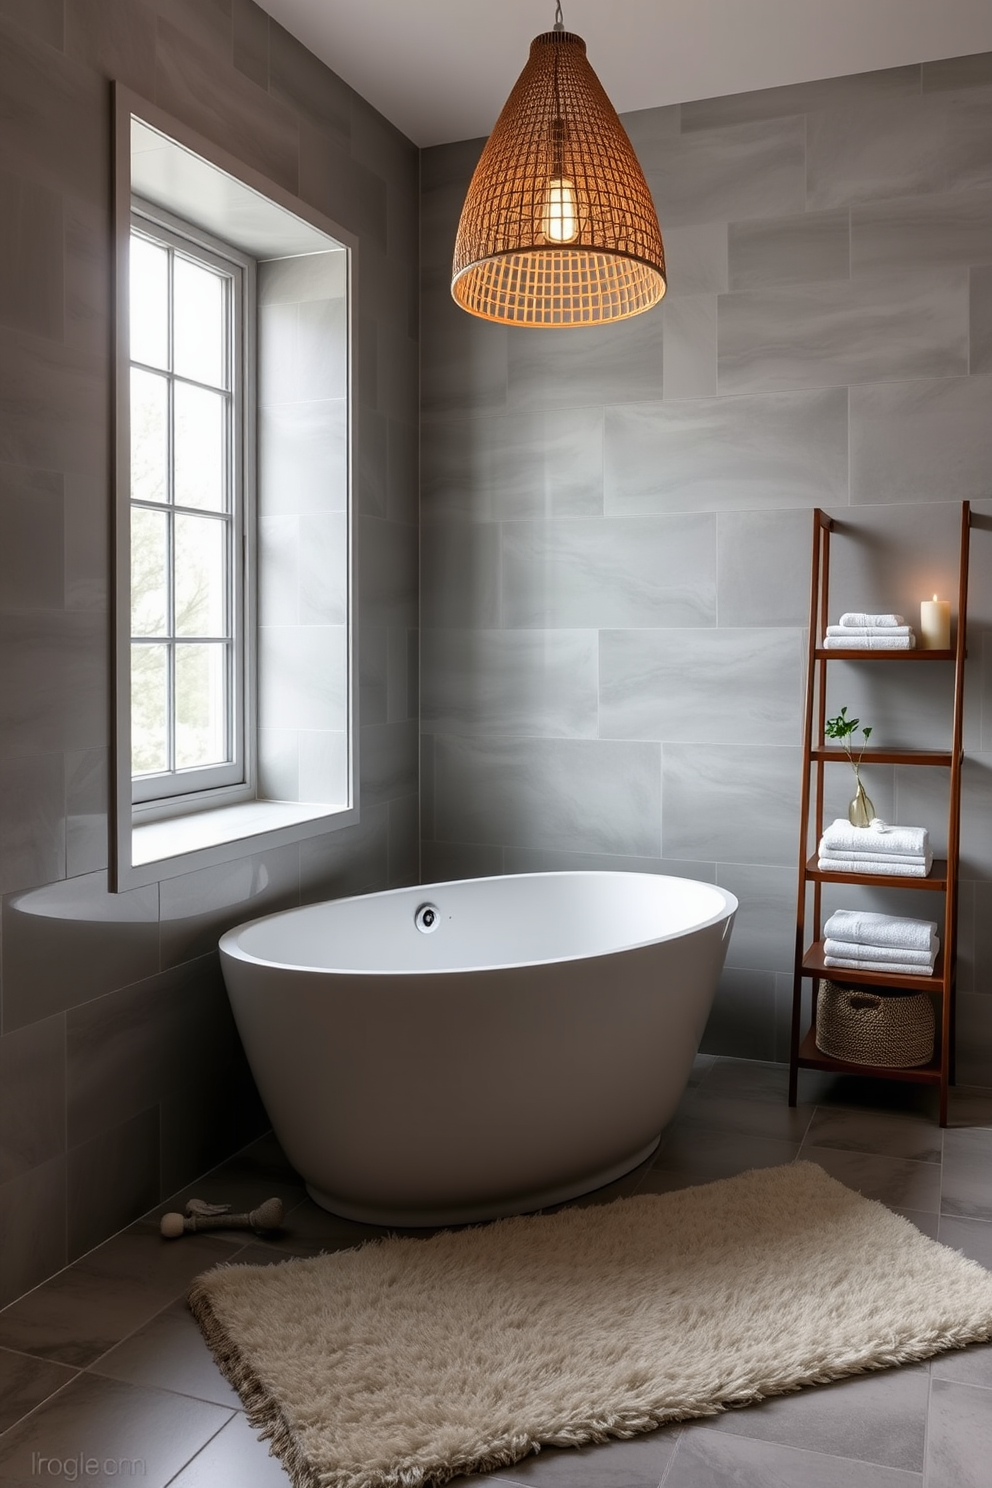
(816, 980, 935, 1068)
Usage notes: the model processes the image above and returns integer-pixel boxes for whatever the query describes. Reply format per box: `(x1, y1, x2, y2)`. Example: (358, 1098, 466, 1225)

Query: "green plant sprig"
(825, 706, 872, 772)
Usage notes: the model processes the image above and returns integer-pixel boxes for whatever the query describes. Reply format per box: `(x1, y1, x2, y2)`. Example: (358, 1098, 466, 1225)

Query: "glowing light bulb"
(542, 178, 579, 243)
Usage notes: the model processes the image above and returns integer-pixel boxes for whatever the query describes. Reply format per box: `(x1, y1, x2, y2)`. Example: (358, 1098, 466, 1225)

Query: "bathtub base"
(305, 1135, 662, 1227)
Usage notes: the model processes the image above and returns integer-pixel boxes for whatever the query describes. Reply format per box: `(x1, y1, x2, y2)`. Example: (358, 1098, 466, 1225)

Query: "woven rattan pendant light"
(452, 4, 666, 327)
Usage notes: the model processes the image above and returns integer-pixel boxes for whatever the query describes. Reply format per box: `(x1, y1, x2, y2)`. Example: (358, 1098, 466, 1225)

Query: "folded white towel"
(823, 635, 915, 650)
(825, 625, 914, 637)
(819, 847, 932, 869)
(838, 613, 905, 628)
(820, 819, 929, 857)
(817, 855, 930, 877)
(824, 955, 934, 977)
(823, 910, 937, 952)
(823, 937, 936, 967)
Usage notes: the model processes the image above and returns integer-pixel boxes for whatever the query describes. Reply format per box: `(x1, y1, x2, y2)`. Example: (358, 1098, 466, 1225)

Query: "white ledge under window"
(129, 800, 356, 885)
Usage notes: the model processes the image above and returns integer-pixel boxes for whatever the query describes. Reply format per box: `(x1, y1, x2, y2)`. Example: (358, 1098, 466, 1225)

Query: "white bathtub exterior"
(219, 871, 737, 1225)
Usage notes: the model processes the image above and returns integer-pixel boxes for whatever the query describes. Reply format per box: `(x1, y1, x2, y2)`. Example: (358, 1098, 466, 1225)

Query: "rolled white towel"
(824, 955, 934, 976)
(823, 910, 937, 952)
(820, 819, 929, 857)
(819, 847, 933, 869)
(823, 937, 936, 967)
(817, 855, 930, 877)
(825, 625, 914, 637)
(839, 613, 905, 628)
(823, 634, 915, 650)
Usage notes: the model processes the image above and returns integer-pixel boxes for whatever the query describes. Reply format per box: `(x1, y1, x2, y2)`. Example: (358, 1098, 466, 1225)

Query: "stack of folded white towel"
(817, 818, 932, 877)
(823, 613, 916, 650)
(822, 909, 938, 976)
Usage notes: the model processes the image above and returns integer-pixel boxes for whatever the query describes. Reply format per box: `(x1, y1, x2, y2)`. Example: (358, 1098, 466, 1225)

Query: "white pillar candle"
(920, 595, 950, 650)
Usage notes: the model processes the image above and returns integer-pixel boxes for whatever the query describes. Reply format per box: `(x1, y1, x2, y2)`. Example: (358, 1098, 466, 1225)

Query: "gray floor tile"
(946, 1090, 992, 1128)
(940, 1128, 992, 1221)
(666, 1422, 924, 1486)
(930, 1342, 992, 1389)
(652, 1126, 800, 1179)
(924, 1377, 992, 1488)
(936, 1214, 992, 1269)
(90, 1298, 241, 1410)
(0, 1372, 232, 1488)
(0, 1346, 77, 1434)
(164, 1409, 292, 1485)
(798, 1146, 942, 1213)
(697, 1365, 930, 1471)
(0, 1230, 232, 1368)
(889, 1207, 940, 1240)
(803, 1107, 943, 1164)
(677, 1088, 815, 1143)
(462, 1430, 680, 1486)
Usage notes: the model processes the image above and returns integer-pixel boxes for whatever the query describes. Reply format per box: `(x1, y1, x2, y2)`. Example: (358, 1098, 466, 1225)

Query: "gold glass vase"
(848, 773, 875, 828)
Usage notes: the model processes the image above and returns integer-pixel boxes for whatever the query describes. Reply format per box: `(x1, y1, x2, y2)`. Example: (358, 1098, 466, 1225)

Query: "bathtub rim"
(218, 869, 738, 978)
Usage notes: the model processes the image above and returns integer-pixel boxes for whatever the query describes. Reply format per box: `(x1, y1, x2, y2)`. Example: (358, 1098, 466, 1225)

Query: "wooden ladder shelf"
(788, 503, 973, 1127)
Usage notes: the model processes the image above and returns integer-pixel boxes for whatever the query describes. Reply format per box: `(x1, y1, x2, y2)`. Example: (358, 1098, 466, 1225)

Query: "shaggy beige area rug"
(188, 1161, 992, 1488)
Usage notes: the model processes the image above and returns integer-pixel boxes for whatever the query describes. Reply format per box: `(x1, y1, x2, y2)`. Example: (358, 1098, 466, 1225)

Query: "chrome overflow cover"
(415, 903, 441, 933)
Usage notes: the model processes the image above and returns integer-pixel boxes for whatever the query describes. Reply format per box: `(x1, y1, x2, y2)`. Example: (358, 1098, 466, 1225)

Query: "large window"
(129, 214, 249, 805)
(113, 88, 358, 889)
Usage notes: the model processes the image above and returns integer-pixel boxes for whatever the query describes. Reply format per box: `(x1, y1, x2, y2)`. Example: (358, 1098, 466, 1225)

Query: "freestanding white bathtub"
(219, 871, 737, 1226)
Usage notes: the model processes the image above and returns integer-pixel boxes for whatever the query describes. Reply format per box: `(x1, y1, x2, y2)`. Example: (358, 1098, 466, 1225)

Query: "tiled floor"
(1, 1057, 991, 1487)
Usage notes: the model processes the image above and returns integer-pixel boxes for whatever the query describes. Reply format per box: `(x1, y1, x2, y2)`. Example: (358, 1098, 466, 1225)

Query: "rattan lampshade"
(452, 27, 666, 327)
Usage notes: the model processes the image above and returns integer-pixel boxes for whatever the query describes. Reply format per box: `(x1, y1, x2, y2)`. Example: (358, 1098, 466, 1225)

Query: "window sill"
(118, 798, 358, 889)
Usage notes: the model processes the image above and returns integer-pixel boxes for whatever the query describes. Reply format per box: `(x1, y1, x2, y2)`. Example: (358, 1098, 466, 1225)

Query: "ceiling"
(258, 0, 992, 148)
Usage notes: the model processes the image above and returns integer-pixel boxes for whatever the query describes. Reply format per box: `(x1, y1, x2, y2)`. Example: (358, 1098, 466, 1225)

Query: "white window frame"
(112, 86, 360, 891)
(128, 205, 253, 810)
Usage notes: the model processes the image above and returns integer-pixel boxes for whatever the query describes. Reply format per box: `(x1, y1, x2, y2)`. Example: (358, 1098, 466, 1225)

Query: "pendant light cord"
(553, 1, 564, 31)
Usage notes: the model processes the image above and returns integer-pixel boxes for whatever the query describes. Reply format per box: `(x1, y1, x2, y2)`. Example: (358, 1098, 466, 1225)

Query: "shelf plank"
(814, 649, 956, 661)
(803, 855, 948, 890)
(795, 1027, 942, 1084)
(801, 940, 947, 991)
(811, 748, 954, 766)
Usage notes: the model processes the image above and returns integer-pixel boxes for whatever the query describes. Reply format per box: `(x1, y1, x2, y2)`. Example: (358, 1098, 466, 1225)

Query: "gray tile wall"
(0, 0, 419, 1305)
(420, 54, 992, 1088)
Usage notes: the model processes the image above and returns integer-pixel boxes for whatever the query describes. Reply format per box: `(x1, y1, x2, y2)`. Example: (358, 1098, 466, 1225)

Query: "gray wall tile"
(660, 222, 729, 297)
(728, 208, 851, 291)
(662, 295, 717, 399)
(501, 514, 716, 629)
(0, 168, 63, 339)
(0, 1015, 64, 1186)
(159, 846, 300, 968)
(972, 265, 992, 373)
(506, 310, 663, 410)
(662, 743, 802, 868)
(155, 18, 299, 196)
(701, 967, 777, 1061)
(0, 465, 63, 610)
(642, 116, 806, 227)
(420, 522, 500, 630)
(0, 613, 106, 758)
(2, 872, 160, 1031)
(718, 269, 969, 393)
(923, 52, 992, 93)
(0, 753, 65, 894)
(0, 1156, 66, 1310)
(851, 374, 992, 504)
(421, 408, 604, 522)
(717, 508, 814, 626)
(604, 389, 849, 512)
(681, 65, 922, 131)
(65, 750, 108, 878)
(67, 1107, 160, 1261)
(807, 88, 992, 211)
(601, 629, 802, 744)
(422, 629, 599, 739)
(434, 735, 662, 857)
(716, 863, 798, 972)
(852, 190, 992, 274)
